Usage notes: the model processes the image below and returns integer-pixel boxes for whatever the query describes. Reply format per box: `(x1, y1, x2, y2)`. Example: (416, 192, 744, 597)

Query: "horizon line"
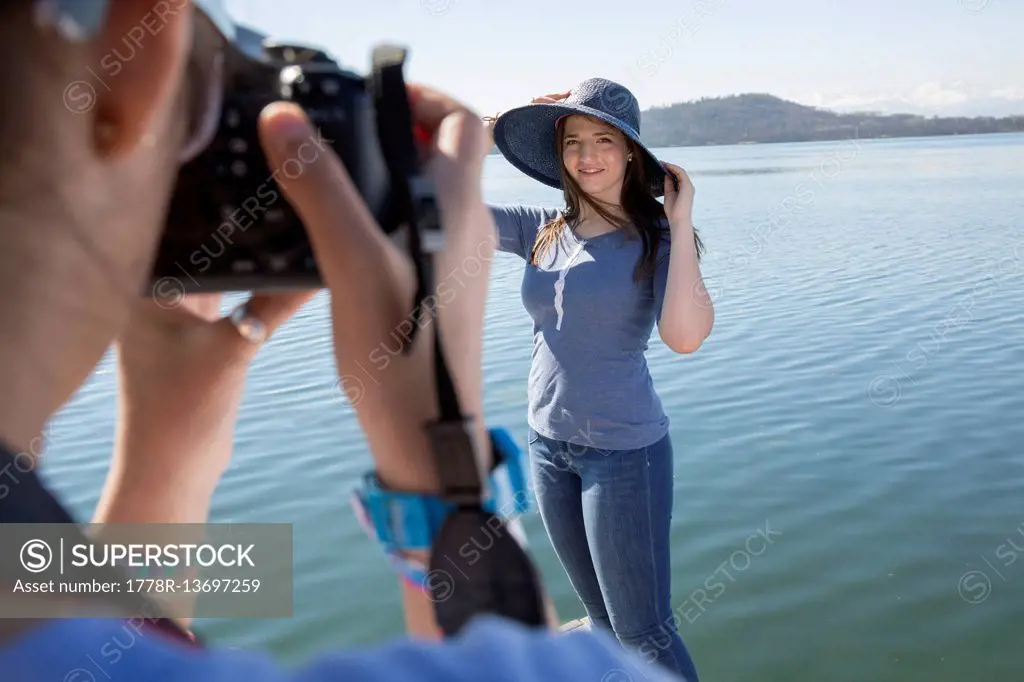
(641, 93, 1024, 120)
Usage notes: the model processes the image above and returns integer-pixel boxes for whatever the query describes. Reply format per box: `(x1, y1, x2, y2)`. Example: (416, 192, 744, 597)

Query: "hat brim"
(493, 102, 666, 198)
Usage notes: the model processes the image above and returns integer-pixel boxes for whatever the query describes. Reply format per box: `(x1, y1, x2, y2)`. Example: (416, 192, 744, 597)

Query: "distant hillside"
(638, 94, 1024, 147)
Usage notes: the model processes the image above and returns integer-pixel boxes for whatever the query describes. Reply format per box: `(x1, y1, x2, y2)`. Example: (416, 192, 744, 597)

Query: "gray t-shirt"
(490, 204, 673, 452)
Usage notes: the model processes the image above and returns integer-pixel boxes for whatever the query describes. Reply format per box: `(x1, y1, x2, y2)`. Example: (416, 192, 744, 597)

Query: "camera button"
(321, 78, 340, 96)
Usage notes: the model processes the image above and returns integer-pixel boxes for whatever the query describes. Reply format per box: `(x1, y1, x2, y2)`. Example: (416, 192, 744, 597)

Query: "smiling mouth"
(578, 169, 604, 175)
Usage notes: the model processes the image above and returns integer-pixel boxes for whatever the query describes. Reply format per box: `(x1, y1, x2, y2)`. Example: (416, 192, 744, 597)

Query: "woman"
(0, 1, 686, 680)
(484, 77, 714, 679)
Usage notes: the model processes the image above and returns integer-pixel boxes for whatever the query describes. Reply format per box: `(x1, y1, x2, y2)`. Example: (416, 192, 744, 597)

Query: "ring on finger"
(228, 304, 268, 344)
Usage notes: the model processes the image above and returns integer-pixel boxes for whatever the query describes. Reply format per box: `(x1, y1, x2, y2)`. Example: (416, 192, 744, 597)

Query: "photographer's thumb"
(257, 102, 415, 341)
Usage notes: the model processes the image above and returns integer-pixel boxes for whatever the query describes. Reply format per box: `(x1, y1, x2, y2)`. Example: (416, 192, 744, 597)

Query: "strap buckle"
(424, 418, 485, 507)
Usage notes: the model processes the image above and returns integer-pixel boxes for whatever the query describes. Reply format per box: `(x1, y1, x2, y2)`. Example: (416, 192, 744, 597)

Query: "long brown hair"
(528, 116, 704, 281)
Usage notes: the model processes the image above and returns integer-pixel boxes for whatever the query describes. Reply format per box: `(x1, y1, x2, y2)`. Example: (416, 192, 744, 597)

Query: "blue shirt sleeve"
(488, 205, 559, 261)
(653, 227, 673, 323)
(0, 616, 686, 682)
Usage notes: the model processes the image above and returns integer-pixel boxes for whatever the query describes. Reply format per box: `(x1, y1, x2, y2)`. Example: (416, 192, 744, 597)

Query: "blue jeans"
(528, 428, 699, 681)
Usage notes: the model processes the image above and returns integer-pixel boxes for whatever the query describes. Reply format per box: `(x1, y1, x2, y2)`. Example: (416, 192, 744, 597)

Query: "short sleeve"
(488, 205, 560, 261)
(653, 229, 673, 323)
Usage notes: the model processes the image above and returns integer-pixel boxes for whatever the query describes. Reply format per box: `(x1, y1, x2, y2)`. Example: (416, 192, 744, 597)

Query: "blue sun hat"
(492, 77, 668, 198)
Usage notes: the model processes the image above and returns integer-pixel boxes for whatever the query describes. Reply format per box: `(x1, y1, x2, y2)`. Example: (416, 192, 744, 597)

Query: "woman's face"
(560, 114, 630, 205)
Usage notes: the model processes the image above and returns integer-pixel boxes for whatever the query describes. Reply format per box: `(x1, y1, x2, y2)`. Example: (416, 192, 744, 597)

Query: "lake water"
(42, 132, 1024, 681)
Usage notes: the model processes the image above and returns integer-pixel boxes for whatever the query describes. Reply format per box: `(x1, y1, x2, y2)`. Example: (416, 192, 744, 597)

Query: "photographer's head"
(0, 0, 200, 449)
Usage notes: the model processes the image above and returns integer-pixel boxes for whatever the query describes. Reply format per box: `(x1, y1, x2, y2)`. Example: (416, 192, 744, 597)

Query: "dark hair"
(528, 115, 704, 281)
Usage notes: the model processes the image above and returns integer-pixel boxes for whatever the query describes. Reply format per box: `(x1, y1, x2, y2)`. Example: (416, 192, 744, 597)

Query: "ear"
(89, 0, 193, 158)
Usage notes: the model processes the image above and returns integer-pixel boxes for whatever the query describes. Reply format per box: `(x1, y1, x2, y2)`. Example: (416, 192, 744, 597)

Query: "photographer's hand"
(257, 85, 554, 637)
(259, 87, 493, 492)
(94, 291, 313, 526)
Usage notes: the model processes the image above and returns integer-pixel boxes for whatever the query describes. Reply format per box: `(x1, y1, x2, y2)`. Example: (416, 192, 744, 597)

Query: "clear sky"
(223, 0, 1023, 118)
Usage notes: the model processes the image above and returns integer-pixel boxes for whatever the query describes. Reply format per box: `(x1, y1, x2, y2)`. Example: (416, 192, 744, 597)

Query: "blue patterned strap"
(351, 427, 531, 587)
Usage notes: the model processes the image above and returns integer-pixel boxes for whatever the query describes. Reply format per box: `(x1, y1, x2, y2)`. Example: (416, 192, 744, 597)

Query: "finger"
(122, 292, 221, 343)
(243, 290, 317, 334)
(401, 85, 493, 221)
(216, 290, 317, 356)
(176, 293, 223, 322)
(428, 109, 491, 207)
(664, 173, 676, 197)
(662, 162, 691, 187)
(257, 102, 392, 280)
(677, 168, 693, 193)
(531, 92, 571, 104)
(406, 83, 476, 134)
(256, 102, 416, 356)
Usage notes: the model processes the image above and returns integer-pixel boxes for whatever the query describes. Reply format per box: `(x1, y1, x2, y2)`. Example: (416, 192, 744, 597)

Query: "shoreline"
(487, 129, 1023, 155)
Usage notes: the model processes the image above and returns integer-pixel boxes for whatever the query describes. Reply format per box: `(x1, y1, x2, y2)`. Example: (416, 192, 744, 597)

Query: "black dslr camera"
(152, 25, 426, 294)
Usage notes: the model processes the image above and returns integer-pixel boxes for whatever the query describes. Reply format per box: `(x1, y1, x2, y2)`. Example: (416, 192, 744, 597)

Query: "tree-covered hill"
(638, 93, 1024, 147)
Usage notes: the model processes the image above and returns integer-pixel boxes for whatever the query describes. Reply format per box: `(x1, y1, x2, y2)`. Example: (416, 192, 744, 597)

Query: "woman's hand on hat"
(483, 90, 569, 132)
(531, 90, 571, 104)
(661, 161, 696, 230)
(94, 291, 313, 523)
(256, 84, 495, 497)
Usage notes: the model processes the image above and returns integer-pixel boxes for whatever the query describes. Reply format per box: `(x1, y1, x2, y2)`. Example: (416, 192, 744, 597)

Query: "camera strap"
(367, 47, 546, 637)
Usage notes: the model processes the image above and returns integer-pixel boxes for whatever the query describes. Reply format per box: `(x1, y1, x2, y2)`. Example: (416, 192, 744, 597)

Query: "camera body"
(152, 30, 409, 294)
